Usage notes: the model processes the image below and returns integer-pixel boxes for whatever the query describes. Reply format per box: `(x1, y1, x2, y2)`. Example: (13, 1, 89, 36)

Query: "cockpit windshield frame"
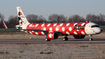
(91, 25, 99, 28)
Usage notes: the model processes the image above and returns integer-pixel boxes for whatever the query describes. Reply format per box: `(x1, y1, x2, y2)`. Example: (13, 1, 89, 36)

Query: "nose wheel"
(63, 36, 68, 41)
(89, 35, 93, 41)
(46, 38, 51, 41)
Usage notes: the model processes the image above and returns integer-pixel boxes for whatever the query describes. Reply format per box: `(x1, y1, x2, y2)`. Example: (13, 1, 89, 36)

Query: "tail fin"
(17, 7, 30, 26)
(2, 21, 8, 29)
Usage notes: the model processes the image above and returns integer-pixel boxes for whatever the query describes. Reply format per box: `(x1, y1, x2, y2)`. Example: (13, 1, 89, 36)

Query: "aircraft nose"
(95, 28, 102, 34)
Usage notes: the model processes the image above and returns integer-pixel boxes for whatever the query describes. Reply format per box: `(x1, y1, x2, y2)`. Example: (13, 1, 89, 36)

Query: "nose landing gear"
(89, 35, 93, 41)
(63, 36, 68, 41)
(46, 38, 51, 41)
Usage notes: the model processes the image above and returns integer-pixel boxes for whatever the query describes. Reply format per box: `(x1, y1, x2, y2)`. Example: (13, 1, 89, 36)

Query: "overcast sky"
(0, 0, 105, 20)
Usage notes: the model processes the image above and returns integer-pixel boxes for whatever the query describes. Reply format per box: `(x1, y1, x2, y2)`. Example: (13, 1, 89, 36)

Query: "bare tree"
(8, 15, 18, 28)
(48, 14, 67, 23)
(37, 15, 47, 23)
(99, 14, 105, 21)
(86, 14, 105, 25)
(0, 13, 4, 28)
(86, 14, 99, 21)
(58, 15, 67, 22)
(86, 14, 92, 21)
(68, 15, 85, 22)
(27, 14, 38, 23)
(27, 14, 47, 23)
(48, 14, 58, 22)
(0, 13, 4, 21)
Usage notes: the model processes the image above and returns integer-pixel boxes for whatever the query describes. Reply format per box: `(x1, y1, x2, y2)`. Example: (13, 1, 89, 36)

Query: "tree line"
(0, 13, 105, 28)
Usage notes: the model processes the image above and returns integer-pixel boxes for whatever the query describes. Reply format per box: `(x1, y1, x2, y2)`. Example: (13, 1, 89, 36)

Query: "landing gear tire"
(89, 38, 93, 41)
(46, 39, 51, 41)
(63, 36, 68, 41)
(89, 35, 93, 41)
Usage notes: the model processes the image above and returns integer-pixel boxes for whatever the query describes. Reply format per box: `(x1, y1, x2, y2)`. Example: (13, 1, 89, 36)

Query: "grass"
(0, 28, 20, 33)
(101, 26, 105, 32)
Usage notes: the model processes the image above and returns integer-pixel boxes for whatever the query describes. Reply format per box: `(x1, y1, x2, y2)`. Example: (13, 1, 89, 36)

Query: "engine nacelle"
(47, 32, 58, 40)
(73, 35, 85, 39)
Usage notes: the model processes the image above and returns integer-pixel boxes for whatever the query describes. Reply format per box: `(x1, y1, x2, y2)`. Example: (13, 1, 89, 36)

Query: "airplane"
(3, 7, 103, 41)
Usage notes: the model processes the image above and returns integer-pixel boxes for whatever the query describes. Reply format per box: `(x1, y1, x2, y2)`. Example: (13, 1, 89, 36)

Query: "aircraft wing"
(22, 29, 62, 35)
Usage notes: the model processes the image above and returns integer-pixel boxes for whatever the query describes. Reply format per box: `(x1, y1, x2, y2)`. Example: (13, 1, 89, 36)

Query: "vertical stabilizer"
(17, 7, 30, 26)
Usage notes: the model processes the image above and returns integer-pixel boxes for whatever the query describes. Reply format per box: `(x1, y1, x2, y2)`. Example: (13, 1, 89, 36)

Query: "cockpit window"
(91, 25, 99, 28)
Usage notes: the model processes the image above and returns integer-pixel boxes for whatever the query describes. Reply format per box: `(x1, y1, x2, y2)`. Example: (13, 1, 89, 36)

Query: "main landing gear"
(63, 35, 68, 41)
(89, 35, 93, 41)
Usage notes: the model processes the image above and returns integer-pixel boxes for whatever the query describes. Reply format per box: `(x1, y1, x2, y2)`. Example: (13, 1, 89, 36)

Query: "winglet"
(2, 21, 8, 29)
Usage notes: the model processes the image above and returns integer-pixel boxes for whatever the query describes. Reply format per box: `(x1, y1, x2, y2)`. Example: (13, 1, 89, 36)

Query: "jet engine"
(47, 32, 58, 40)
(73, 35, 85, 39)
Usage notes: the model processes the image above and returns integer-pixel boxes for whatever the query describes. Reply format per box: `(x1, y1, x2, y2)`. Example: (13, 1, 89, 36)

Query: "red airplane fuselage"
(26, 22, 88, 35)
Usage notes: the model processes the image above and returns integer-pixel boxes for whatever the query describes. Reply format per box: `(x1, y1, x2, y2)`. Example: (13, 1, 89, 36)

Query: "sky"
(0, 0, 105, 21)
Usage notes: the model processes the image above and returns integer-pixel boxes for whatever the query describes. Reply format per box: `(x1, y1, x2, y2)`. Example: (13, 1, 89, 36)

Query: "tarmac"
(0, 39, 105, 44)
(0, 32, 104, 44)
